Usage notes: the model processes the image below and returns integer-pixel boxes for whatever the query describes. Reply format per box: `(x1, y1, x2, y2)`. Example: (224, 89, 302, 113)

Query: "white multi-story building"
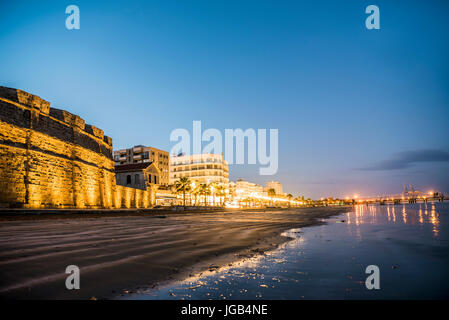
(170, 153, 229, 185)
(266, 181, 283, 195)
(235, 179, 265, 198)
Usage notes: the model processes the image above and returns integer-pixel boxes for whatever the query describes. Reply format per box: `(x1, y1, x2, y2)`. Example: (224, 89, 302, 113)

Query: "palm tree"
(205, 183, 213, 206)
(198, 183, 208, 206)
(294, 196, 303, 206)
(209, 182, 218, 206)
(191, 183, 200, 206)
(287, 194, 293, 208)
(215, 185, 225, 207)
(174, 177, 191, 208)
(267, 188, 276, 206)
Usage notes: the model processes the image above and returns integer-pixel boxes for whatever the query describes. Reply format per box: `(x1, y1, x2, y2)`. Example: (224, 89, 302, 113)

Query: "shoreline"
(0, 206, 350, 299)
(0, 206, 325, 220)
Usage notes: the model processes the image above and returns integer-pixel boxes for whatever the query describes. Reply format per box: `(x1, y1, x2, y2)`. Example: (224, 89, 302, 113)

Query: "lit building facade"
(170, 154, 229, 185)
(235, 179, 265, 198)
(113, 145, 170, 186)
(266, 181, 283, 195)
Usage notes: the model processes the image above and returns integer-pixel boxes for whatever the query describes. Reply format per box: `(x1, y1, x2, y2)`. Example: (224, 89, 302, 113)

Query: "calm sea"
(123, 202, 449, 299)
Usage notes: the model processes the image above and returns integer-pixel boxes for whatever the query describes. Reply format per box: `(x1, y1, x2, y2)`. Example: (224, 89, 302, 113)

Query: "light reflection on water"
(122, 202, 449, 300)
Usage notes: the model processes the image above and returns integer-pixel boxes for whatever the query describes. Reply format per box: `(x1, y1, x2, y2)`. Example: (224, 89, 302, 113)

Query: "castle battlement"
(0, 86, 113, 147)
(0, 86, 50, 114)
(0, 87, 154, 209)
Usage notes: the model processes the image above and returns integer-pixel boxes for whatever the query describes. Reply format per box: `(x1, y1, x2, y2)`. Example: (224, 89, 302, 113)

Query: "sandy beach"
(0, 207, 348, 299)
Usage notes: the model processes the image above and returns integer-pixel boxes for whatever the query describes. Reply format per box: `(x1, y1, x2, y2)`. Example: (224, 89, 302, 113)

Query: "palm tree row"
(173, 178, 310, 209)
(173, 177, 226, 208)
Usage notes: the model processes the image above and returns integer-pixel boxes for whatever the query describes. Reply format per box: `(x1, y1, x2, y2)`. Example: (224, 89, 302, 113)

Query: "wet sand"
(0, 207, 348, 299)
(132, 203, 449, 300)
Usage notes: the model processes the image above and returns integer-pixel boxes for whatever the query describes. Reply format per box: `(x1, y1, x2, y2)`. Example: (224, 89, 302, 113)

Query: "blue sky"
(1, 0, 448, 198)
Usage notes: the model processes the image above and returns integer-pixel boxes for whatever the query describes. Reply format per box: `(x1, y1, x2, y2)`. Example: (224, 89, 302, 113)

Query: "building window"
(135, 174, 140, 184)
(126, 175, 131, 185)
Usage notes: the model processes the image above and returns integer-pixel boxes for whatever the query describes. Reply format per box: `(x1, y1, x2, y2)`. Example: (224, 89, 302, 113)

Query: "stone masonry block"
(49, 108, 85, 129)
(103, 135, 113, 146)
(85, 124, 104, 140)
(0, 86, 50, 114)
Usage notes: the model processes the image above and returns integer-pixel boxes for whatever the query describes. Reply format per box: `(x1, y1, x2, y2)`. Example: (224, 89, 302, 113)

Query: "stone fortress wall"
(0, 86, 155, 208)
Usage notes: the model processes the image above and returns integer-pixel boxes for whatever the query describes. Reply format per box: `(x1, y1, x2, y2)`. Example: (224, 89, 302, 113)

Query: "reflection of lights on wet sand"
(430, 204, 440, 237)
(392, 206, 396, 222)
(348, 205, 365, 241)
(155, 251, 271, 299)
(138, 228, 306, 299)
(354, 205, 360, 226)
(387, 205, 391, 221)
(402, 205, 407, 224)
(419, 206, 424, 224)
(370, 205, 377, 224)
(354, 207, 363, 239)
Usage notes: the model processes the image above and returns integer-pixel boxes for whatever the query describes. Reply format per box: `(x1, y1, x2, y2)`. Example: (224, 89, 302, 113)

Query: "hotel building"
(266, 181, 283, 195)
(113, 145, 170, 186)
(170, 154, 229, 185)
(235, 179, 265, 198)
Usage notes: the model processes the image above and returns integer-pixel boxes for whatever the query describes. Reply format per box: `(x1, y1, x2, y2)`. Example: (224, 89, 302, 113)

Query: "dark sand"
(0, 207, 348, 299)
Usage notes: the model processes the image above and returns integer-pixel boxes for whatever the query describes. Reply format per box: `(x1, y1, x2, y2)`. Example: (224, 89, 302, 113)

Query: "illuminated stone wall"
(114, 185, 156, 209)
(0, 86, 155, 209)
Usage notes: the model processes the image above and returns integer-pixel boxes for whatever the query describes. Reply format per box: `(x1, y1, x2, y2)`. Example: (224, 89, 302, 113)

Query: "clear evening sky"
(1, 0, 448, 199)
